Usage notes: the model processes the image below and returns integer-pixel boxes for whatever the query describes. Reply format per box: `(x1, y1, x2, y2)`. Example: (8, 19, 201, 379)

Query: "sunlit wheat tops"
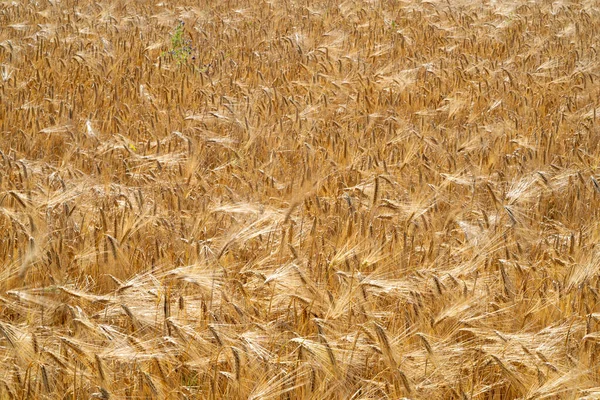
(1, 0, 600, 398)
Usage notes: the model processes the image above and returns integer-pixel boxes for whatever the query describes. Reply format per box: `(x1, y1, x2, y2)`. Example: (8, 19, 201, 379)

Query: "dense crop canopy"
(1, 0, 600, 398)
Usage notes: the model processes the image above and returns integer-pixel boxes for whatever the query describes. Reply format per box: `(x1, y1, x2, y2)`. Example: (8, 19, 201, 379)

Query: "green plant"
(164, 21, 194, 64)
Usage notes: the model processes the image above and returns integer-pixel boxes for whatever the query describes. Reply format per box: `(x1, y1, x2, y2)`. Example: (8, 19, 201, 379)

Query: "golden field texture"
(2, 0, 600, 398)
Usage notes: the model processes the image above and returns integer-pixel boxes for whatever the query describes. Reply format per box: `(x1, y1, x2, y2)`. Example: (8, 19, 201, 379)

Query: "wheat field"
(1, 0, 600, 398)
